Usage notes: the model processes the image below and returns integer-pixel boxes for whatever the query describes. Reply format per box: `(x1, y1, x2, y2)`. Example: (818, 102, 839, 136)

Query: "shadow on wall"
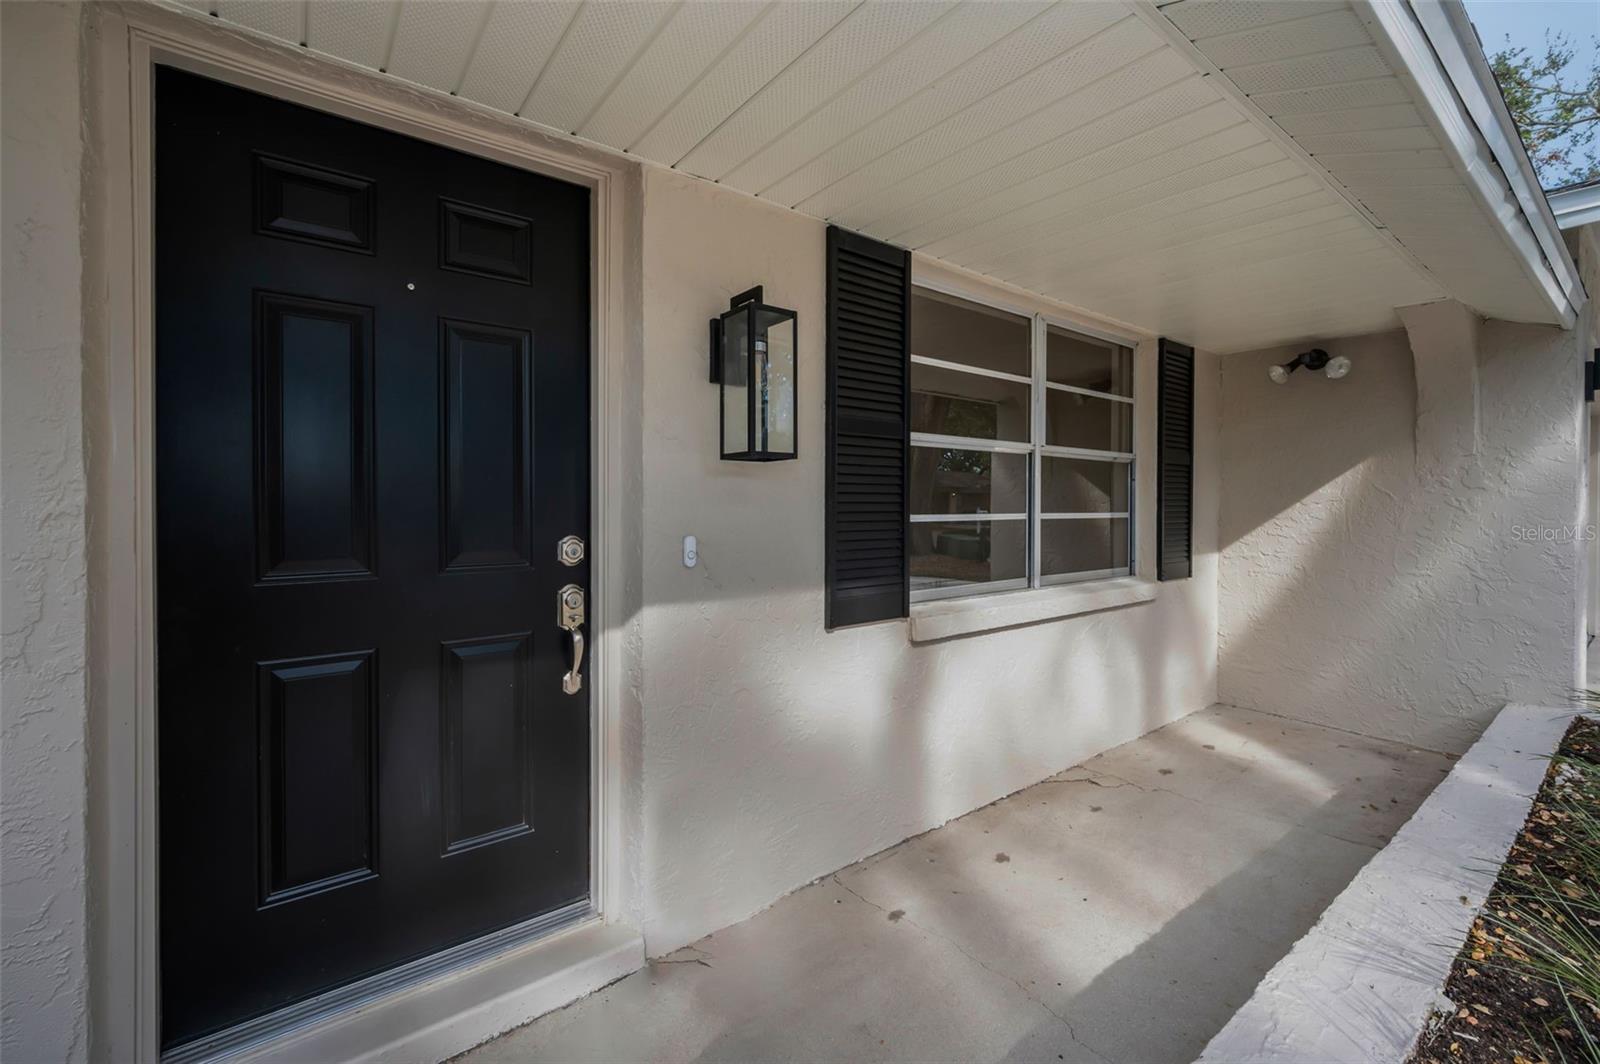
(636, 570, 1219, 955)
(1217, 323, 1583, 754)
(634, 166, 1224, 957)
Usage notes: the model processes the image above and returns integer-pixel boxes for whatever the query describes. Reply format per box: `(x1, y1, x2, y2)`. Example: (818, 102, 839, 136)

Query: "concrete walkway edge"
(1197, 703, 1583, 1063)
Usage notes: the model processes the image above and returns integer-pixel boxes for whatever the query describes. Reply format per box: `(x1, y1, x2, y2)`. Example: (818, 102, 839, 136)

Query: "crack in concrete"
(1046, 770, 1139, 791)
(829, 875, 1114, 1063)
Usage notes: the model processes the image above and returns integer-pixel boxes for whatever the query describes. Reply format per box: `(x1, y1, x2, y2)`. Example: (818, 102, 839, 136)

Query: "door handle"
(558, 584, 585, 695)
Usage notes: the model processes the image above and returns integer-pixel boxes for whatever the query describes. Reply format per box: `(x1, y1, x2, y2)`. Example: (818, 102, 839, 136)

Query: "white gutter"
(1371, 0, 1584, 325)
(1550, 183, 1600, 231)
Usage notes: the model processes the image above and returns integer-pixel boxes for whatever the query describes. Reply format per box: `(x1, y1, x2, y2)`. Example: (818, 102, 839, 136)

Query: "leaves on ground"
(1410, 716, 1600, 1064)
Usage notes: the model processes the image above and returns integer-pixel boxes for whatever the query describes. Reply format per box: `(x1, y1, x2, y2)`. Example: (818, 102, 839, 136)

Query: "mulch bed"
(1411, 716, 1600, 1064)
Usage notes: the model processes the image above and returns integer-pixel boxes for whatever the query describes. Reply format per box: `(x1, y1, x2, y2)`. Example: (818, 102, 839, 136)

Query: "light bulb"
(1268, 364, 1290, 384)
(1325, 355, 1352, 380)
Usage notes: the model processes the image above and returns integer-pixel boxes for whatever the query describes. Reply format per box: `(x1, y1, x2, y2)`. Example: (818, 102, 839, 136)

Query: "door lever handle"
(563, 629, 585, 695)
(558, 584, 585, 695)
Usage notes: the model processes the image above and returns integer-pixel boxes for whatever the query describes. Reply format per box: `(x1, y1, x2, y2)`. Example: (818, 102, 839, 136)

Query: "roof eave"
(1550, 183, 1600, 231)
(1360, 0, 1583, 328)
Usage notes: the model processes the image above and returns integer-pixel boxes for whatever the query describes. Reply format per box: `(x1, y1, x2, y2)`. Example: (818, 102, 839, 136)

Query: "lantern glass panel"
(759, 310, 796, 456)
(721, 307, 750, 457)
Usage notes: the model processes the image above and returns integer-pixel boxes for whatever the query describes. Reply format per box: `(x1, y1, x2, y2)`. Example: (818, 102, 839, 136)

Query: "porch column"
(1398, 299, 1481, 479)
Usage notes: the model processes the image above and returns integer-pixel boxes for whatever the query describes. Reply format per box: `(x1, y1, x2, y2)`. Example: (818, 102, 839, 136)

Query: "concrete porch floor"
(461, 705, 1454, 1064)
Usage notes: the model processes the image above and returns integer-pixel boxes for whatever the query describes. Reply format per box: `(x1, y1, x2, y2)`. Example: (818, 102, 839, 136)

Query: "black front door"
(155, 67, 591, 1049)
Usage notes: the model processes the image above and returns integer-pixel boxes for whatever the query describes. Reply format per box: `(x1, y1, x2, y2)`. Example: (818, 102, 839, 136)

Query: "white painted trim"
(1040, 445, 1134, 462)
(910, 255, 1155, 349)
(1412, 0, 1584, 309)
(1551, 182, 1600, 231)
(909, 576, 1157, 642)
(243, 921, 641, 1064)
(1039, 313, 1145, 355)
(1040, 513, 1130, 521)
(1040, 566, 1133, 588)
(909, 273, 1039, 324)
(1030, 313, 1046, 591)
(910, 577, 1031, 604)
(910, 432, 1033, 455)
(909, 353, 1032, 386)
(1044, 381, 1134, 404)
(85, 6, 643, 1060)
(903, 265, 1153, 623)
(908, 513, 1028, 524)
(1355, 0, 1581, 327)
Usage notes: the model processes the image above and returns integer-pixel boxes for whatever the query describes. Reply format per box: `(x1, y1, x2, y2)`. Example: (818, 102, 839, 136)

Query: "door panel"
(155, 67, 591, 1049)
(440, 319, 534, 571)
(255, 292, 377, 582)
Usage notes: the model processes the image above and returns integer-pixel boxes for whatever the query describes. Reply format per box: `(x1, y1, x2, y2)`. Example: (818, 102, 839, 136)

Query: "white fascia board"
(1361, 0, 1582, 327)
(1550, 183, 1600, 231)
(1417, 1, 1584, 304)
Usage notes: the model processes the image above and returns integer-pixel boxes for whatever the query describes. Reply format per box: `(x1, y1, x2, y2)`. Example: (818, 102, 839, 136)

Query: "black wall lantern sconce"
(709, 286, 798, 462)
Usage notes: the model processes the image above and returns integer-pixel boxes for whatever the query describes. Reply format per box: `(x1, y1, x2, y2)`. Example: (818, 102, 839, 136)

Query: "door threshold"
(166, 902, 643, 1063)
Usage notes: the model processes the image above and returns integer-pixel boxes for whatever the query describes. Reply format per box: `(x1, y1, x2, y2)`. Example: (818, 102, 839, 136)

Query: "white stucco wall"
(1218, 315, 1587, 754)
(1, 3, 91, 1060)
(637, 168, 1221, 954)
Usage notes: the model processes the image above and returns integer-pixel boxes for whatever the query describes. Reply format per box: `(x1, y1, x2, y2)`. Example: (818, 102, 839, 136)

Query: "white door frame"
(85, 5, 644, 1059)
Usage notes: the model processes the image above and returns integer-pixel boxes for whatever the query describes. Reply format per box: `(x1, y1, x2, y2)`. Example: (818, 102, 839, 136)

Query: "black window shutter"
(826, 225, 911, 629)
(1157, 338, 1195, 581)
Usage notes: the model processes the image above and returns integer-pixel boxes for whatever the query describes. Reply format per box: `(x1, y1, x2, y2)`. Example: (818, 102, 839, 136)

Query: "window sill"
(908, 576, 1157, 643)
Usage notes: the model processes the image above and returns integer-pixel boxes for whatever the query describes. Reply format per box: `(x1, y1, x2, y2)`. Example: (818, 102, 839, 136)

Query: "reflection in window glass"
(1045, 389, 1131, 453)
(905, 288, 1142, 602)
(1041, 517, 1130, 580)
(911, 289, 1031, 377)
(910, 448, 1028, 516)
(760, 314, 795, 454)
(910, 520, 1027, 596)
(1047, 326, 1132, 395)
(911, 363, 1031, 442)
(1042, 457, 1129, 514)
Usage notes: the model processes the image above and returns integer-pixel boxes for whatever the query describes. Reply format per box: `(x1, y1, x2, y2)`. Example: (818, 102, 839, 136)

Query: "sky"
(1463, 0, 1598, 186)
(1464, 0, 1597, 59)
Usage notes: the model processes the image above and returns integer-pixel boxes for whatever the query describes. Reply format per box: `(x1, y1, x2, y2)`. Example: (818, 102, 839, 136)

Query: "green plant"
(1487, 31, 1600, 187)
(1474, 713, 1600, 1062)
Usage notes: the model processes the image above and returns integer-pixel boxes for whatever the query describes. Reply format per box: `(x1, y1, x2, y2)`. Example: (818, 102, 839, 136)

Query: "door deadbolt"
(558, 535, 585, 567)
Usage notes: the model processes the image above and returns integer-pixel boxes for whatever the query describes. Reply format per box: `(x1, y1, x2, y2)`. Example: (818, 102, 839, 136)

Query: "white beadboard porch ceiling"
(179, 0, 1568, 353)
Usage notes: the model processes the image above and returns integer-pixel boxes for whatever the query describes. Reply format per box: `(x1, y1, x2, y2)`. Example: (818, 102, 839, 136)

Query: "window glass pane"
(910, 519, 1026, 596)
(1041, 517, 1130, 579)
(911, 288, 1031, 377)
(1042, 457, 1128, 514)
(910, 448, 1028, 516)
(758, 314, 795, 454)
(1045, 389, 1131, 452)
(1047, 325, 1132, 396)
(912, 362, 1031, 442)
(721, 309, 748, 455)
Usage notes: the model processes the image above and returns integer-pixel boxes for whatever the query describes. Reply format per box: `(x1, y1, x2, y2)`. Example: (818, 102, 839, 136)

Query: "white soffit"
(1156, 0, 1581, 330)
(169, 0, 1566, 352)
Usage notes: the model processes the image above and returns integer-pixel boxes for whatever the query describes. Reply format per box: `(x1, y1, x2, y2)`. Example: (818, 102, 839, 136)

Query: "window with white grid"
(909, 285, 1135, 603)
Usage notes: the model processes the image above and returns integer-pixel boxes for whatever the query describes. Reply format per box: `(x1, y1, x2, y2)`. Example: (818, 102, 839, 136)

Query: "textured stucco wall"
(1, 2, 91, 1060)
(1218, 316, 1586, 754)
(638, 168, 1221, 954)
